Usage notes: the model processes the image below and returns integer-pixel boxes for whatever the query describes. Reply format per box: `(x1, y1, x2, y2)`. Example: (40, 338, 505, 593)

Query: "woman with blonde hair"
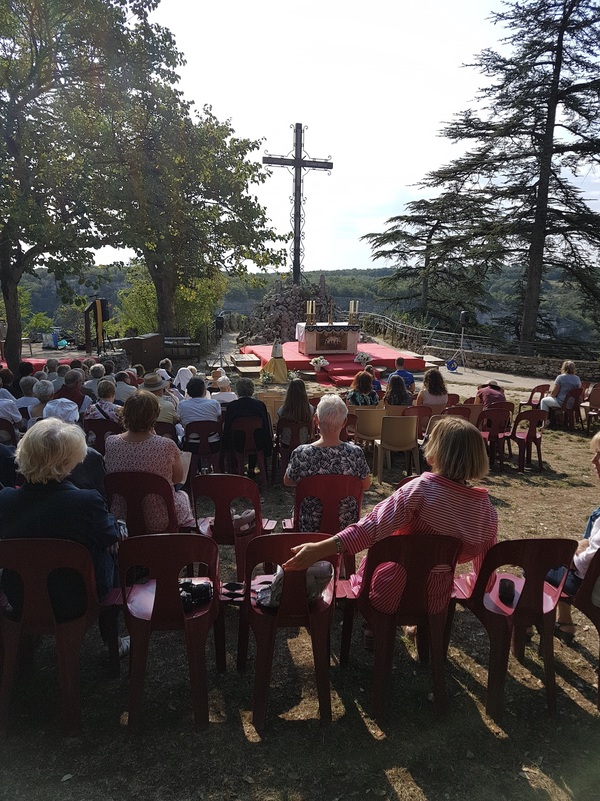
(0, 418, 123, 626)
(284, 416, 497, 613)
(416, 368, 448, 407)
(540, 359, 582, 415)
(104, 391, 194, 531)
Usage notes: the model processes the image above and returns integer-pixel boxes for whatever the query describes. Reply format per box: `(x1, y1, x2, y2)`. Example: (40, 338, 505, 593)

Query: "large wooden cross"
(263, 123, 333, 285)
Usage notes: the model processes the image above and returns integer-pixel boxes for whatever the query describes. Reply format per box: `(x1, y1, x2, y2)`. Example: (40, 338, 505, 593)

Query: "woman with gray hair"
(27, 379, 56, 427)
(284, 394, 370, 530)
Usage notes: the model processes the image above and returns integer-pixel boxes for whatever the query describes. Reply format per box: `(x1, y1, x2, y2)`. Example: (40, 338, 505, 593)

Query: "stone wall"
(424, 346, 600, 382)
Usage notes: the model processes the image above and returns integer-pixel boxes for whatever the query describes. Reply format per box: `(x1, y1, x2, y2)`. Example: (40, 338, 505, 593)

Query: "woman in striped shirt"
(284, 416, 497, 614)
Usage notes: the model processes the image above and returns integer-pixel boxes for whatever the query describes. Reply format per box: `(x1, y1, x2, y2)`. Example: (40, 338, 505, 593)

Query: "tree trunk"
(519, 3, 572, 351)
(144, 251, 177, 336)
(0, 267, 23, 374)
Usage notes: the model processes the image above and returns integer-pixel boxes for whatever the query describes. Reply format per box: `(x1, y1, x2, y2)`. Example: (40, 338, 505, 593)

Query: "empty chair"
(580, 384, 600, 435)
(373, 415, 420, 484)
(240, 533, 339, 734)
(381, 404, 410, 415)
(509, 410, 547, 472)
(228, 416, 270, 489)
(518, 384, 551, 413)
(353, 406, 387, 448)
(476, 408, 511, 468)
(446, 393, 460, 407)
(191, 473, 276, 582)
(342, 534, 461, 720)
(105, 471, 180, 536)
(83, 418, 123, 455)
(182, 420, 222, 477)
(118, 534, 222, 729)
(0, 539, 118, 734)
(402, 405, 432, 439)
(449, 538, 577, 720)
(442, 405, 472, 420)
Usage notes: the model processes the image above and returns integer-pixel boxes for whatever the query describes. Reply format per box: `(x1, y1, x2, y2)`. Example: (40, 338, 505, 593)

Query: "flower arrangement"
(259, 369, 275, 386)
(309, 356, 330, 369)
(287, 370, 300, 381)
(354, 351, 372, 367)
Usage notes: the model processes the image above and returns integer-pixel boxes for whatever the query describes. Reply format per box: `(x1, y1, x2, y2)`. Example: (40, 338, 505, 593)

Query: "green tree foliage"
(106, 260, 227, 341)
(0, 0, 181, 369)
(365, 0, 600, 346)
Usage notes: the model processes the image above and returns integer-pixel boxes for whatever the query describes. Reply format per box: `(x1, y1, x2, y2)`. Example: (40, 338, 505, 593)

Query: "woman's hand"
(283, 538, 337, 571)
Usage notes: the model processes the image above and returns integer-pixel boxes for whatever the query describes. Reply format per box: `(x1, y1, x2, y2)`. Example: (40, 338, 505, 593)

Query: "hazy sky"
(95, 0, 510, 271)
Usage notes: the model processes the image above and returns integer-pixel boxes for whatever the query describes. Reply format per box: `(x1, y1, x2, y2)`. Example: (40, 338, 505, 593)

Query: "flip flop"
(554, 623, 576, 646)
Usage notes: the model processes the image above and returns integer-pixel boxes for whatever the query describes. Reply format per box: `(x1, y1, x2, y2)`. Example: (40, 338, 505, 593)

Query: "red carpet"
(241, 342, 425, 386)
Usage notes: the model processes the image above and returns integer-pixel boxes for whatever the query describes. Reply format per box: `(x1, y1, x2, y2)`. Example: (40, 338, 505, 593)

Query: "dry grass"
(2, 383, 600, 801)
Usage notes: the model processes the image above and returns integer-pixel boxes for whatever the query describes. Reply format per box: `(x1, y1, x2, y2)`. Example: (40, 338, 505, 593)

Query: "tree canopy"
(365, 0, 600, 349)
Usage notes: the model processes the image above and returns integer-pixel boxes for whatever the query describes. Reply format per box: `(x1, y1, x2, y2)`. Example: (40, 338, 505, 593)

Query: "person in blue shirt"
(391, 357, 415, 394)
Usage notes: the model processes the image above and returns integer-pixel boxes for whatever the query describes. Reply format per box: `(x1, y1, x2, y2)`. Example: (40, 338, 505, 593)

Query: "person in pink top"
(475, 379, 506, 409)
(284, 416, 498, 615)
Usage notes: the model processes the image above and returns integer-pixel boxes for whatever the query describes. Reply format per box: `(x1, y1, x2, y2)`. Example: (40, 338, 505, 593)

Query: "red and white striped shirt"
(340, 472, 498, 614)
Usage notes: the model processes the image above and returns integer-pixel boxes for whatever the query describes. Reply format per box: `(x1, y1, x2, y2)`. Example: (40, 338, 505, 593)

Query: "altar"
(295, 322, 360, 356)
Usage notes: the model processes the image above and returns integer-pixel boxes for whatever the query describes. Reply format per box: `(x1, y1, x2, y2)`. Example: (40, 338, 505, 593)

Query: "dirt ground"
(2, 354, 600, 801)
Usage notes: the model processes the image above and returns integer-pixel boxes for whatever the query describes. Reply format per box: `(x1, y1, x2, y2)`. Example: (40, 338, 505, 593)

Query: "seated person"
(53, 369, 92, 414)
(84, 363, 106, 398)
(545, 431, 600, 644)
(364, 365, 381, 391)
(540, 360, 582, 415)
(221, 378, 273, 471)
(28, 379, 55, 427)
(141, 373, 179, 425)
(284, 394, 370, 530)
(0, 392, 22, 442)
(383, 375, 412, 406)
(416, 368, 448, 407)
(16, 376, 39, 412)
(276, 378, 314, 447)
(211, 375, 237, 404)
(114, 371, 136, 404)
(0, 418, 125, 651)
(475, 379, 506, 409)
(391, 357, 415, 394)
(178, 377, 222, 452)
(346, 370, 379, 406)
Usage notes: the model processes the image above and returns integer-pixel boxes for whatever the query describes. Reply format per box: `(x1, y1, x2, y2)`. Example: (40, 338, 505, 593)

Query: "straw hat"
(142, 373, 169, 391)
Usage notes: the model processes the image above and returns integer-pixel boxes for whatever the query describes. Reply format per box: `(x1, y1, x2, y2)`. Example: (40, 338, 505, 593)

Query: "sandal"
(118, 635, 131, 659)
(554, 623, 577, 646)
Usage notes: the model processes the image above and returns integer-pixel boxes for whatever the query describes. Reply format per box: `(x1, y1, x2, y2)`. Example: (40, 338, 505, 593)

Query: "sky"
(95, 0, 507, 272)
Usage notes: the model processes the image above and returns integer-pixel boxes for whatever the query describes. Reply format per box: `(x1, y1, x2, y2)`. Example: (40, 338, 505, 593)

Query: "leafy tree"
(366, 0, 600, 347)
(96, 73, 287, 335)
(0, 0, 180, 370)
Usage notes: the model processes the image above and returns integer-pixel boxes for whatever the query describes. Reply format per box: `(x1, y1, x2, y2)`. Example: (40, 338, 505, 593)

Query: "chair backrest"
(381, 404, 409, 415)
(524, 384, 551, 407)
(402, 405, 432, 438)
(510, 409, 548, 441)
(487, 401, 515, 415)
(423, 414, 445, 437)
(446, 393, 460, 407)
(244, 533, 339, 624)
(105, 471, 179, 536)
(464, 397, 476, 405)
(442, 405, 471, 420)
(560, 387, 583, 411)
(357, 534, 462, 617)
(292, 474, 365, 534)
(191, 473, 267, 545)
(83, 418, 123, 455)
(274, 417, 312, 451)
(573, 548, 600, 622)
(339, 413, 357, 442)
(118, 533, 220, 628)
(184, 420, 222, 456)
(380, 415, 418, 451)
(476, 408, 511, 436)
(0, 538, 98, 628)
(0, 419, 17, 446)
(308, 396, 321, 411)
(584, 384, 600, 409)
(231, 416, 268, 454)
(467, 538, 577, 617)
(354, 407, 387, 440)
(154, 421, 178, 441)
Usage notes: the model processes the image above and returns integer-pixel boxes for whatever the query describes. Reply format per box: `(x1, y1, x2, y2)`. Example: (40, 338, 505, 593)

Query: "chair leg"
(213, 606, 227, 674)
(184, 619, 210, 730)
(55, 621, 87, 735)
(374, 441, 383, 484)
(371, 616, 397, 721)
(539, 613, 558, 715)
(429, 613, 449, 716)
(310, 618, 333, 725)
(251, 622, 277, 735)
(126, 622, 152, 728)
(0, 622, 21, 734)
(484, 625, 512, 721)
(339, 597, 355, 668)
(236, 606, 250, 672)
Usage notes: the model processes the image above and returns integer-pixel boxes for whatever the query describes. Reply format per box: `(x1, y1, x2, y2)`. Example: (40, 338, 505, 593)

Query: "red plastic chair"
(271, 417, 312, 482)
(402, 405, 432, 439)
(476, 408, 511, 468)
(154, 421, 179, 441)
(509, 410, 547, 472)
(442, 405, 471, 420)
(580, 384, 600, 435)
(0, 538, 118, 734)
(229, 416, 270, 489)
(446, 393, 460, 407)
(118, 534, 222, 729)
(0, 419, 17, 446)
(282, 474, 364, 578)
(105, 471, 180, 536)
(341, 534, 461, 720)
(83, 418, 123, 455)
(240, 533, 339, 734)
(450, 538, 577, 721)
(339, 412, 357, 442)
(518, 384, 551, 413)
(182, 420, 222, 478)
(191, 473, 276, 581)
(572, 549, 600, 709)
(550, 387, 583, 431)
